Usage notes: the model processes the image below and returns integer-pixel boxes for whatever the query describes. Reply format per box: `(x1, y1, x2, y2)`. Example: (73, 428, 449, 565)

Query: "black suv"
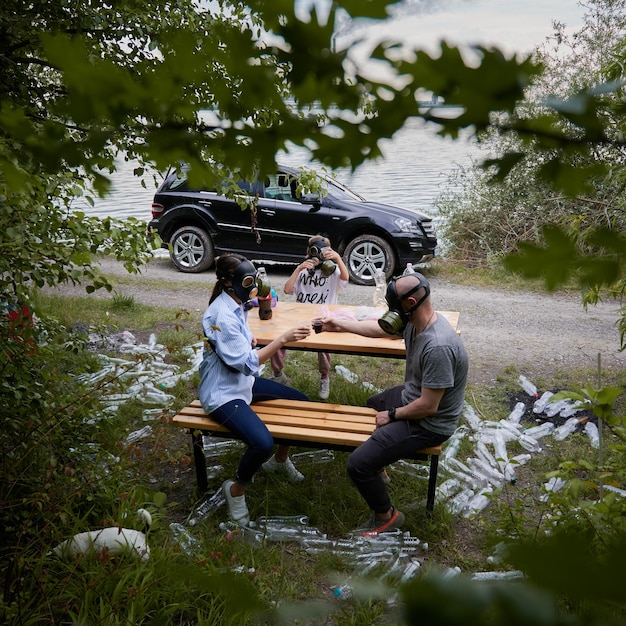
(148, 165, 437, 285)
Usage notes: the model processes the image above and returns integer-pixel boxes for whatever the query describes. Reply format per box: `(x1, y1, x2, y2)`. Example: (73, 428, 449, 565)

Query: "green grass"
(3, 289, 625, 625)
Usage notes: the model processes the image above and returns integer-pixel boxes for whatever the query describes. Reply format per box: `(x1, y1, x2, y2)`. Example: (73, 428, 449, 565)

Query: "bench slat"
(172, 398, 442, 510)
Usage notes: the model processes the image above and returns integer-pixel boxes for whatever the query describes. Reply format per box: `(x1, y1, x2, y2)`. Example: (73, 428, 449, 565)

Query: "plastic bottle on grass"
(584, 421, 599, 448)
(518, 375, 538, 398)
(553, 417, 580, 441)
(533, 391, 554, 413)
(188, 489, 226, 526)
(169, 523, 201, 556)
(335, 365, 358, 383)
(507, 402, 526, 424)
(524, 421, 554, 439)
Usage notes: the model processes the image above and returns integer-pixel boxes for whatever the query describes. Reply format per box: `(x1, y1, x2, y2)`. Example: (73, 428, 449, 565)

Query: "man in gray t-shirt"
(318, 272, 468, 535)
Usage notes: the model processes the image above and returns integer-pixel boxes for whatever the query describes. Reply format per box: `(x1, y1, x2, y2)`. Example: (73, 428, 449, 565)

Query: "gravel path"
(45, 254, 625, 386)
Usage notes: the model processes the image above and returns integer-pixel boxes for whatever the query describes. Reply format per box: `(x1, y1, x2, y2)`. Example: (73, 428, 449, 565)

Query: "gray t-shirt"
(401, 314, 469, 436)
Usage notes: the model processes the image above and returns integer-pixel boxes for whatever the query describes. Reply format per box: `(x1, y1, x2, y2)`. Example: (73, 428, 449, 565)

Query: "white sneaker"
(272, 371, 290, 385)
(222, 479, 250, 525)
(262, 456, 305, 484)
(319, 377, 330, 400)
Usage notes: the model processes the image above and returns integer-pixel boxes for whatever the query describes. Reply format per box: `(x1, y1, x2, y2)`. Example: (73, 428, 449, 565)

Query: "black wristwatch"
(388, 407, 397, 421)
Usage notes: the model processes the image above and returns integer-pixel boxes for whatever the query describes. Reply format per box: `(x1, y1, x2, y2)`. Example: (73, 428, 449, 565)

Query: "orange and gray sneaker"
(357, 507, 405, 536)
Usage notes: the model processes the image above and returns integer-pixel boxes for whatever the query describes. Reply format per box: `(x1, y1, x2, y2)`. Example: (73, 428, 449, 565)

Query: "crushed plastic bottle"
(373, 269, 387, 307)
(258, 515, 309, 526)
(471, 570, 524, 581)
(335, 365, 358, 383)
(524, 421, 555, 439)
(463, 403, 482, 431)
(464, 488, 493, 517)
(584, 421, 599, 448)
(507, 402, 526, 424)
(169, 522, 201, 556)
(219, 521, 265, 547)
(533, 391, 554, 414)
(448, 488, 475, 515)
(123, 425, 153, 445)
(441, 426, 468, 462)
(291, 449, 334, 465)
(518, 375, 539, 398)
(263, 525, 326, 542)
(399, 560, 422, 583)
(560, 401, 585, 418)
(553, 417, 581, 441)
(544, 398, 570, 418)
(188, 489, 226, 526)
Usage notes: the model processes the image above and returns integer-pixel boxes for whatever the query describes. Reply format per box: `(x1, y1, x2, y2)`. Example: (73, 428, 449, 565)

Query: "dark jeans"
(210, 377, 307, 486)
(347, 385, 448, 514)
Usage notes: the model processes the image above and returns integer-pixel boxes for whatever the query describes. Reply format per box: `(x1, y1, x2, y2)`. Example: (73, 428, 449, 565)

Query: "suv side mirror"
(299, 192, 321, 205)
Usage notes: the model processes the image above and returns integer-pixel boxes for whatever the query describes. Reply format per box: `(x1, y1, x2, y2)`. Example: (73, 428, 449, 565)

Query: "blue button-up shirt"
(198, 291, 260, 413)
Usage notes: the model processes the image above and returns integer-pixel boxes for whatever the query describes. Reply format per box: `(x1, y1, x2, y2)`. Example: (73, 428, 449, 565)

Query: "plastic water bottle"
(553, 417, 581, 441)
(402, 262, 416, 275)
(335, 365, 358, 383)
(518, 375, 538, 398)
(169, 523, 201, 556)
(373, 269, 386, 307)
(533, 391, 554, 414)
(462, 403, 482, 431)
(507, 402, 526, 424)
(524, 421, 554, 439)
(291, 449, 335, 465)
(219, 521, 265, 547)
(188, 489, 226, 526)
(584, 421, 599, 448)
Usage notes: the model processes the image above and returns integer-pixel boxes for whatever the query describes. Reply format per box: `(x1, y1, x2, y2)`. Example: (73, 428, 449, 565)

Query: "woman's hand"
(282, 324, 311, 343)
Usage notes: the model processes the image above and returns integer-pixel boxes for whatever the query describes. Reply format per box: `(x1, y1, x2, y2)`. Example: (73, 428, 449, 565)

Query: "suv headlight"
(394, 217, 419, 233)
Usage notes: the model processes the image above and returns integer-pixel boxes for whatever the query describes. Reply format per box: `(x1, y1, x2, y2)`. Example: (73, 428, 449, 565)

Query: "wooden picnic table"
(247, 302, 460, 359)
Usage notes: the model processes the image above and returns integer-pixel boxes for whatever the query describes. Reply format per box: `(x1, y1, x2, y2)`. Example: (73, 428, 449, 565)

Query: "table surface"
(247, 302, 460, 358)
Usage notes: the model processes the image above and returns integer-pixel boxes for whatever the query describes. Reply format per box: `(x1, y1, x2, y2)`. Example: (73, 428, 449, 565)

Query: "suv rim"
(174, 232, 204, 268)
(348, 241, 386, 282)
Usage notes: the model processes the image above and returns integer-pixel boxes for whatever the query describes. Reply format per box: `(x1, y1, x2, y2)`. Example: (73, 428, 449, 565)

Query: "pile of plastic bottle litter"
(75, 333, 610, 586)
(438, 374, 605, 518)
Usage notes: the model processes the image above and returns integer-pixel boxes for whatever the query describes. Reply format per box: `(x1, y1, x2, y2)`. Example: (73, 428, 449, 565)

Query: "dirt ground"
(46, 254, 625, 386)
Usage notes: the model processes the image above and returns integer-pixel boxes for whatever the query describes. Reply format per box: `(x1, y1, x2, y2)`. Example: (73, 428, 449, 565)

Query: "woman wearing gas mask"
(269, 235, 349, 400)
(198, 254, 311, 526)
(316, 271, 468, 535)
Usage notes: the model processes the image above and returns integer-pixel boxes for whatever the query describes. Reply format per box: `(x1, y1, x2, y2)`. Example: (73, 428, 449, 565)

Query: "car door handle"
(198, 200, 212, 208)
(260, 208, 276, 216)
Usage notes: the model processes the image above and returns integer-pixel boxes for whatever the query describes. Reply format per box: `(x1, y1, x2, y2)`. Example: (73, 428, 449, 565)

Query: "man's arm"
(318, 316, 389, 337)
(375, 387, 445, 428)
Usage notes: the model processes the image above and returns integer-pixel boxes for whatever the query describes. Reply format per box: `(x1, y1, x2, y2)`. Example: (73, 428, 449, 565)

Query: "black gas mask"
(221, 260, 271, 303)
(377, 273, 431, 335)
(307, 239, 337, 277)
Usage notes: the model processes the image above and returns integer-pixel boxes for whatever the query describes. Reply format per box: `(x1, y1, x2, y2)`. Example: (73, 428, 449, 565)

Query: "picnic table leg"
(426, 454, 439, 511)
(191, 431, 208, 493)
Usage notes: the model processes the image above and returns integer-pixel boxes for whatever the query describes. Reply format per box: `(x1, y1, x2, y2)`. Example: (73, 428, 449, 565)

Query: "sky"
(304, 0, 587, 56)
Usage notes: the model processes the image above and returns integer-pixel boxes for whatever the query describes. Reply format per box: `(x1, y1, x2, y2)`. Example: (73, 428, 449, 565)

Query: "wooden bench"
(171, 399, 442, 510)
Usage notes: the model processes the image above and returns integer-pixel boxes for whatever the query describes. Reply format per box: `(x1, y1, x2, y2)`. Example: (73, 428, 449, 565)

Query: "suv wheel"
(169, 225, 214, 272)
(344, 234, 394, 286)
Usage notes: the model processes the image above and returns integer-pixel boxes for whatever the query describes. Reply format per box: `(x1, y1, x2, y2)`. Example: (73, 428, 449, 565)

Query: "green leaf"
(504, 224, 579, 290)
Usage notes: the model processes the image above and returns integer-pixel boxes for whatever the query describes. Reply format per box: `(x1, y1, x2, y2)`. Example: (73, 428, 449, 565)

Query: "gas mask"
(307, 239, 337, 277)
(222, 260, 271, 303)
(377, 273, 431, 335)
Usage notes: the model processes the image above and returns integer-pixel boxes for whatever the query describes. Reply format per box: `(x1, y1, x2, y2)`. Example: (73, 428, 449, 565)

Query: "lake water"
(80, 115, 481, 226)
